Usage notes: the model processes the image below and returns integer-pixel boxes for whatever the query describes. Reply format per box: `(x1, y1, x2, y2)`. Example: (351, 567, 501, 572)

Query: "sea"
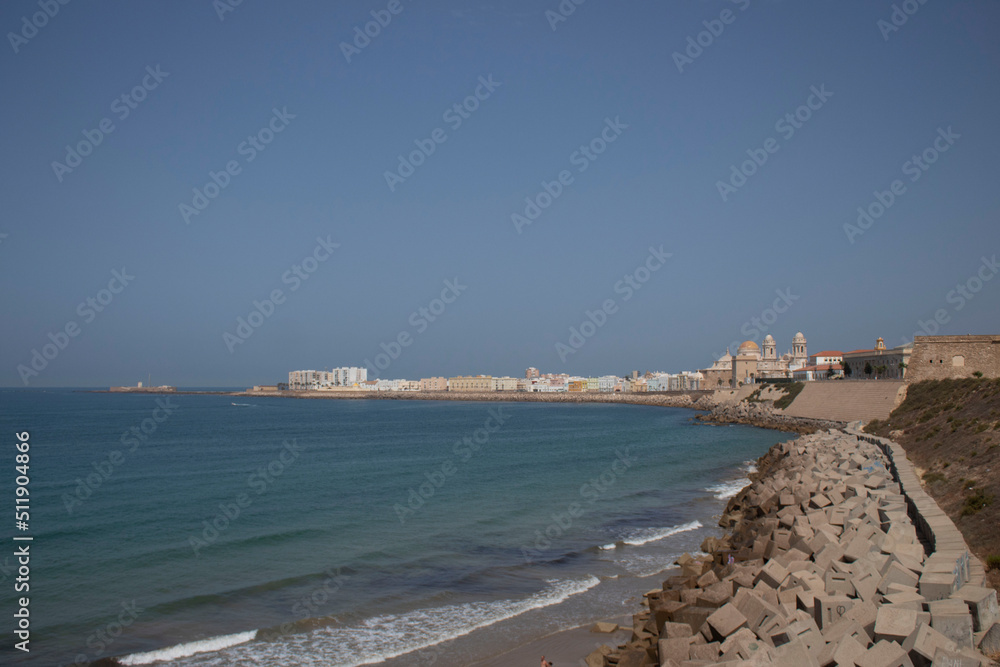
(0, 390, 793, 666)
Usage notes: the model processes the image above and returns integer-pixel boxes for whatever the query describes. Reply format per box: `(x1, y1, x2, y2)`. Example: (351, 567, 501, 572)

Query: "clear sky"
(2, 0, 999, 387)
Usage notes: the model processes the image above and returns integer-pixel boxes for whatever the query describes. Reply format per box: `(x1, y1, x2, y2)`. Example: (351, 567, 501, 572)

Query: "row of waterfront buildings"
(263, 335, 1000, 394)
(693, 332, 1000, 387)
(276, 367, 705, 393)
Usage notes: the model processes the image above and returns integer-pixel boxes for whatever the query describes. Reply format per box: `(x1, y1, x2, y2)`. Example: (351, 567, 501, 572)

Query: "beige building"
(449, 375, 493, 392)
(701, 351, 734, 389)
(288, 370, 325, 390)
(419, 377, 448, 391)
(842, 337, 911, 380)
(906, 335, 1000, 381)
(700, 333, 809, 387)
(493, 377, 518, 391)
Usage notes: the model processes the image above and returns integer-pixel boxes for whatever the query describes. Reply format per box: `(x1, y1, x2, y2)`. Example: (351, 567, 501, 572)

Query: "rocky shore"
(590, 428, 999, 666)
(696, 399, 843, 434)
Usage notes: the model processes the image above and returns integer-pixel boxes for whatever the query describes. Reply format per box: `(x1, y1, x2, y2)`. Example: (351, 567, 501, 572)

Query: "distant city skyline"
(2, 1, 999, 387)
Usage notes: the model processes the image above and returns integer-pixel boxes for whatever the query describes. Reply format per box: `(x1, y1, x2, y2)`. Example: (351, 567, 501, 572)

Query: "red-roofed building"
(842, 337, 911, 379)
(809, 351, 843, 366)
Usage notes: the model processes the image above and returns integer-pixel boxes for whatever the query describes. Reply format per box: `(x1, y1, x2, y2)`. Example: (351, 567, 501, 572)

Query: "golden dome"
(738, 340, 760, 354)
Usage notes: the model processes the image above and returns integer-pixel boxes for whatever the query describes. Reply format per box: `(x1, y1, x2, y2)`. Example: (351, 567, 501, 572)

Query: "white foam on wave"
(118, 630, 257, 665)
(163, 576, 601, 667)
(705, 461, 757, 500)
(705, 478, 749, 500)
(599, 543, 617, 550)
(621, 520, 703, 547)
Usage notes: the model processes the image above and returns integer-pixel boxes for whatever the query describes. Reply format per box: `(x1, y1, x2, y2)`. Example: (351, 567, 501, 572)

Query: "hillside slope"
(865, 378, 1000, 591)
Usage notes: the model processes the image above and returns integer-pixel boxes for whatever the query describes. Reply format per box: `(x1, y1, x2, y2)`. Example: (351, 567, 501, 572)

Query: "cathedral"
(700, 333, 808, 387)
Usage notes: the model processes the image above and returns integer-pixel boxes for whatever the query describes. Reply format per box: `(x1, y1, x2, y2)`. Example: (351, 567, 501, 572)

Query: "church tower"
(792, 332, 807, 367)
(763, 334, 777, 361)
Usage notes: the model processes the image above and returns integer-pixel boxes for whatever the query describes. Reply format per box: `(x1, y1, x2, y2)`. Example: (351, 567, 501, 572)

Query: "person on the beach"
(540, 656, 552, 667)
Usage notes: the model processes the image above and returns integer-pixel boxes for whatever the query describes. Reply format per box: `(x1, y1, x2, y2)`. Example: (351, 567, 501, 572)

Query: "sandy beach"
(469, 616, 632, 666)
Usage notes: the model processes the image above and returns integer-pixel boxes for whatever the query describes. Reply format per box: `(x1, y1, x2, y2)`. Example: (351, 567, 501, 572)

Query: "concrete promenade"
(594, 429, 999, 666)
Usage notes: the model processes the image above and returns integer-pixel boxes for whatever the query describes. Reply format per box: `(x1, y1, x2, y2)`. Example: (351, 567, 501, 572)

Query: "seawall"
(241, 389, 716, 409)
(592, 428, 998, 666)
(778, 381, 908, 423)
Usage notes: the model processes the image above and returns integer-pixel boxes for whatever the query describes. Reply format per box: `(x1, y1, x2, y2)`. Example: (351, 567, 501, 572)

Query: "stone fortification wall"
(908, 335, 1000, 381)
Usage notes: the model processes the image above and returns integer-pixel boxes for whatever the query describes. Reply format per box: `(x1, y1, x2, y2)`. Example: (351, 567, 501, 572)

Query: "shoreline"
(93, 402, 774, 667)
(88, 386, 839, 434)
(82, 390, 845, 666)
(467, 614, 634, 667)
(91, 387, 713, 407)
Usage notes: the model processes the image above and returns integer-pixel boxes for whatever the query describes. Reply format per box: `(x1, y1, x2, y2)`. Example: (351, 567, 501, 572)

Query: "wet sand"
(469, 616, 632, 666)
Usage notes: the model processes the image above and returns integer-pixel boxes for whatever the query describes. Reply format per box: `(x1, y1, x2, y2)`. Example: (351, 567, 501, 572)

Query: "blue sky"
(1, 0, 998, 387)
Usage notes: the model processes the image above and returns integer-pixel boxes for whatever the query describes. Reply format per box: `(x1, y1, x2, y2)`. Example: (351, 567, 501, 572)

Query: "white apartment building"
(288, 367, 368, 390)
(598, 375, 619, 392)
(332, 366, 367, 386)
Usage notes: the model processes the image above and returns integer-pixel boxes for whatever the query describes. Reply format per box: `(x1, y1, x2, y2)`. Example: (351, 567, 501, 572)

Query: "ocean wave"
(705, 479, 749, 500)
(704, 461, 756, 500)
(161, 576, 600, 667)
(599, 543, 617, 550)
(620, 520, 703, 547)
(119, 630, 258, 665)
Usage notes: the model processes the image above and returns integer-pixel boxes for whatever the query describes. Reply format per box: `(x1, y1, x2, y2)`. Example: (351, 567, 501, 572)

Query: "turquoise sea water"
(0, 390, 792, 666)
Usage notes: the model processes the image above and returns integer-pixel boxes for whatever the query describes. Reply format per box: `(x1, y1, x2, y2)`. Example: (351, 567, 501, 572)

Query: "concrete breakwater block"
(598, 430, 994, 667)
(950, 585, 999, 633)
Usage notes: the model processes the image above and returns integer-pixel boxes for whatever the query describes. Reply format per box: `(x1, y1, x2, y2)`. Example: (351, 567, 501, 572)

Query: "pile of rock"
(697, 399, 841, 434)
(593, 430, 999, 666)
